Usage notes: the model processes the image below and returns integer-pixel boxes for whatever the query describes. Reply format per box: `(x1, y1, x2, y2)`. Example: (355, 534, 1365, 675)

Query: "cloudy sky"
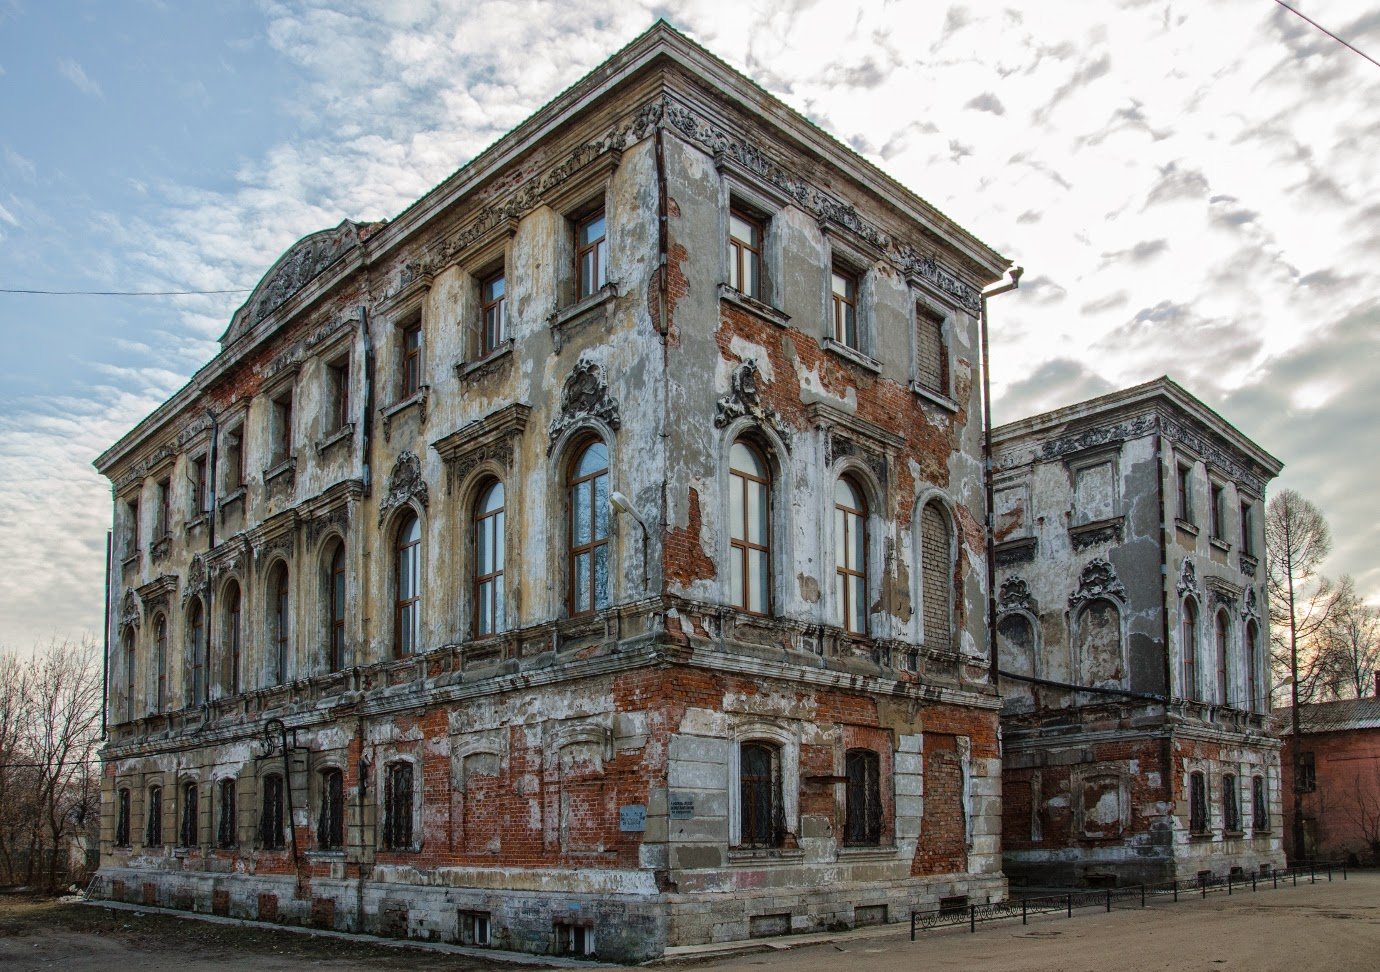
(1, 0, 1376, 653)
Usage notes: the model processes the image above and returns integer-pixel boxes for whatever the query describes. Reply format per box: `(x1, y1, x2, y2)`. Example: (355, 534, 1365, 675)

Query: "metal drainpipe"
(980, 266, 1022, 685)
(1155, 431, 1175, 814)
(204, 411, 218, 706)
(360, 306, 374, 495)
(101, 531, 111, 739)
(654, 120, 670, 602)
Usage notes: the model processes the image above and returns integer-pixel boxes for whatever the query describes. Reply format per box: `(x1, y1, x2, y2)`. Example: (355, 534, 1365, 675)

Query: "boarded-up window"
(558, 742, 605, 854)
(844, 749, 882, 845)
(920, 502, 952, 651)
(1073, 461, 1115, 524)
(997, 613, 1036, 678)
(1076, 599, 1122, 688)
(461, 751, 501, 854)
(915, 303, 947, 394)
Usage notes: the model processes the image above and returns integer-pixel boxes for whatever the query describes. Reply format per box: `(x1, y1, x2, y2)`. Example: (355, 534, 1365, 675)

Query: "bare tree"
(1338, 766, 1380, 865)
(1317, 579, 1380, 700)
(0, 639, 102, 890)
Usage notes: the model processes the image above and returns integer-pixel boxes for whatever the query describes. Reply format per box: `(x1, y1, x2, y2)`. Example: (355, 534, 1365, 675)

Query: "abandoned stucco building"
(991, 378, 1287, 886)
(91, 24, 1014, 960)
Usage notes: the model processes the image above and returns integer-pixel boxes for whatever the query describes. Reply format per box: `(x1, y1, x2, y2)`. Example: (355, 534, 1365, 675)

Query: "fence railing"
(910, 862, 1347, 940)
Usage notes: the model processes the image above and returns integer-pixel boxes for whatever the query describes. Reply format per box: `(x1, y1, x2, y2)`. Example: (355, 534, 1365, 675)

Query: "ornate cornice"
(1069, 558, 1127, 610)
(433, 403, 531, 492)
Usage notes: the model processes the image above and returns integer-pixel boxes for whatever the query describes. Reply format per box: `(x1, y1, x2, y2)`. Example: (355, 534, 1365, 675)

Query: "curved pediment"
(220, 218, 384, 347)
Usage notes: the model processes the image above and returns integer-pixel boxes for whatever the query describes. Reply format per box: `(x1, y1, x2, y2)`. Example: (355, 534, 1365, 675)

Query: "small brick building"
(1278, 691, 1380, 865)
(91, 24, 1013, 960)
(991, 379, 1287, 886)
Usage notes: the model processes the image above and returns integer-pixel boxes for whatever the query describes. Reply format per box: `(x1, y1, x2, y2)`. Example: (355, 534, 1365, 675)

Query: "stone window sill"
(121, 553, 141, 572)
(1188, 831, 1213, 841)
(1175, 518, 1199, 536)
(910, 381, 959, 412)
(457, 340, 514, 378)
(316, 423, 355, 455)
(263, 456, 297, 486)
(382, 388, 428, 422)
(218, 486, 246, 515)
(183, 514, 210, 537)
(837, 844, 899, 860)
(718, 284, 790, 328)
(550, 283, 617, 344)
(1209, 537, 1232, 554)
(821, 338, 882, 374)
(727, 846, 805, 864)
(1222, 830, 1245, 839)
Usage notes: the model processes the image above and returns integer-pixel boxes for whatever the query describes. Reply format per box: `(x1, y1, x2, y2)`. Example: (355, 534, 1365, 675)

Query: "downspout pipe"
(981, 265, 1023, 685)
(101, 530, 111, 739)
(204, 411, 218, 706)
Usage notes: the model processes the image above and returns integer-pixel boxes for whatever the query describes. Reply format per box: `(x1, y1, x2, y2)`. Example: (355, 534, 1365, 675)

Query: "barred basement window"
(555, 922, 595, 957)
(145, 784, 164, 846)
(1189, 771, 1208, 835)
(382, 762, 414, 850)
(1252, 776, 1268, 832)
(1223, 773, 1241, 833)
(217, 779, 237, 849)
(844, 748, 882, 845)
(739, 742, 782, 848)
(260, 774, 285, 850)
(179, 781, 199, 847)
(459, 910, 492, 947)
(115, 788, 131, 847)
(318, 768, 344, 850)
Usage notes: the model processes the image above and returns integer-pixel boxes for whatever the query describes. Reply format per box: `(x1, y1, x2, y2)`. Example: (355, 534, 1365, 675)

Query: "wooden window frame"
(1245, 620, 1260, 713)
(179, 781, 199, 847)
(1252, 776, 1268, 832)
(1239, 501, 1254, 556)
(191, 455, 209, 516)
(156, 477, 172, 538)
(479, 269, 507, 357)
(1189, 771, 1208, 834)
(225, 583, 242, 695)
(728, 441, 771, 615)
(115, 787, 131, 847)
(1176, 462, 1193, 523)
(328, 544, 346, 672)
(224, 425, 246, 490)
(122, 629, 136, 721)
(1210, 482, 1226, 540)
(125, 496, 141, 556)
(728, 207, 764, 299)
(1223, 773, 1241, 833)
(400, 320, 422, 399)
(271, 391, 294, 467)
(575, 208, 608, 299)
(1182, 598, 1200, 700)
(188, 599, 205, 705)
(271, 565, 290, 685)
(394, 514, 422, 657)
(328, 357, 351, 433)
(154, 615, 167, 712)
(738, 741, 783, 849)
(473, 480, 505, 637)
(1215, 609, 1231, 705)
(830, 264, 859, 349)
(145, 784, 163, 846)
(835, 478, 868, 635)
(566, 440, 610, 618)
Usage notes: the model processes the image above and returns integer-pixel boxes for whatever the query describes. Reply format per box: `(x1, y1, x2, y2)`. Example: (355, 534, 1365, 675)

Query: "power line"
(1273, 0, 1380, 70)
(1, 287, 251, 296)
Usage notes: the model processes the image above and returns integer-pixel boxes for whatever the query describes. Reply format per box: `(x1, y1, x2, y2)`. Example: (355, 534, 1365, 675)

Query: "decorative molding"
(1069, 558, 1127, 610)
(994, 537, 1037, 567)
(181, 555, 208, 605)
(1207, 575, 1244, 610)
(207, 537, 248, 582)
(999, 576, 1035, 613)
(378, 451, 430, 526)
(548, 358, 620, 450)
(150, 535, 172, 564)
(1160, 414, 1268, 497)
(1239, 552, 1259, 578)
(1177, 559, 1203, 600)
(119, 589, 141, 631)
(136, 575, 179, 618)
(1242, 587, 1260, 621)
(714, 359, 791, 451)
(433, 403, 531, 492)
(380, 388, 429, 442)
(1068, 516, 1124, 551)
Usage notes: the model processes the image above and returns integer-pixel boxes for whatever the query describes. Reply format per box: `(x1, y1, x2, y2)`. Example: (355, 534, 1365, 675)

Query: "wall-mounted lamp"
(610, 491, 649, 588)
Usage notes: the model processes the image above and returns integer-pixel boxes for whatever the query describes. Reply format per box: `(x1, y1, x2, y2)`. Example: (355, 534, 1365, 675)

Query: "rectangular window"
(480, 270, 507, 356)
(1252, 776, 1267, 832)
(831, 266, 859, 349)
(191, 455, 209, 516)
(217, 779, 237, 849)
(844, 749, 882, 845)
(1240, 502, 1254, 556)
(317, 768, 344, 850)
(1189, 772, 1207, 834)
(459, 911, 492, 947)
(180, 782, 199, 847)
(1223, 774, 1240, 832)
(328, 358, 350, 433)
(1210, 483, 1226, 540)
(555, 922, 595, 957)
(260, 775, 285, 849)
(115, 788, 131, 847)
(271, 392, 294, 466)
(156, 477, 172, 537)
(145, 785, 164, 846)
(739, 742, 782, 848)
(915, 303, 947, 394)
(1176, 462, 1193, 523)
(224, 426, 245, 490)
(400, 322, 422, 398)
(576, 209, 608, 299)
(383, 762, 414, 850)
(728, 209, 763, 299)
(1297, 751, 1316, 792)
(125, 496, 141, 555)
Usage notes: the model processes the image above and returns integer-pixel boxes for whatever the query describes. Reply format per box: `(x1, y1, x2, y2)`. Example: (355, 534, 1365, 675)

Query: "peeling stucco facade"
(992, 378, 1287, 886)
(90, 25, 1011, 961)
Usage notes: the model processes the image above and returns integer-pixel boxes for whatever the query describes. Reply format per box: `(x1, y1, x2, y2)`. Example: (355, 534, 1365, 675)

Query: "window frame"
(1223, 773, 1241, 833)
(190, 454, 209, 517)
(830, 263, 860, 350)
(156, 476, 172, 538)
(224, 581, 242, 695)
(919, 499, 954, 652)
(260, 773, 285, 850)
(223, 423, 246, 491)
(268, 562, 290, 685)
(270, 389, 294, 468)
(326, 355, 351, 434)
(913, 297, 950, 398)
(145, 784, 164, 846)
(317, 767, 345, 851)
(153, 614, 168, 712)
(1182, 597, 1200, 700)
(1239, 500, 1255, 556)
(728, 439, 772, 616)
(479, 267, 508, 358)
(217, 778, 237, 849)
(1176, 461, 1194, 524)
(1245, 619, 1261, 713)
(327, 542, 346, 672)
(115, 787, 131, 847)
(1214, 609, 1231, 705)
(399, 319, 423, 400)
(179, 780, 199, 847)
(1209, 481, 1227, 540)
(1252, 775, 1268, 832)
(574, 207, 608, 300)
(381, 760, 415, 851)
(187, 598, 206, 705)
(122, 627, 136, 721)
(472, 479, 506, 637)
(727, 206, 765, 300)
(1297, 751, 1316, 793)
(566, 438, 611, 618)
(844, 748, 883, 846)
(124, 494, 141, 557)
(1188, 771, 1208, 835)
(738, 741, 783, 849)
(834, 477, 869, 636)
(394, 512, 422, 657)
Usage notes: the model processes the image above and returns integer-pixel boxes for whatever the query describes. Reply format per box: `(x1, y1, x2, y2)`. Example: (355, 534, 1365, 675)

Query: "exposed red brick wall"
(665, 487, 716, 585)
(1282, 728, 1380, 861)
(914, 734, 966, 875)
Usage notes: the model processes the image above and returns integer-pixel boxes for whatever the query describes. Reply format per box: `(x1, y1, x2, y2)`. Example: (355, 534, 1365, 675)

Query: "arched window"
(327, 543, 346, 672)
(394, 514, 422, 656)
(121, 628, 136, 721)
(1182, 599, 1200, 700)
(473, 480, 506, 636)
(844, 748, 882, 845)
(260, 774, 285, 850)
(1189, 771, 1207, 834)
(145, 784, 163, 846)
(1215, 609, 1231, 705)
(739, 742, 781, 848)
(268, 563, 290, 684)
(179, 781, 199, 847)
(1223, 773, 1241, 833)
(224, 582, 242, 695)
(729, 440, 770, 614)
(115, 787, 131, 847)
(217, 778, 237, 849)
(153, 615, 168, 712)
(1252, 775, 1267, 832)
(920, 501, 952, 651)
(1245, 620, 1261, 713)
(187, 599, 205, 705)
(834, 478, 867, 634)
(568, 440, 610, 617)
(317, 768, 344, 850)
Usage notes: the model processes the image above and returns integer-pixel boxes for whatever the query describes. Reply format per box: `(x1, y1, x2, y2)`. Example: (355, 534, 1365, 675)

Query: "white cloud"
(56, 57, 104, 99)
(0, 201, 17, 227)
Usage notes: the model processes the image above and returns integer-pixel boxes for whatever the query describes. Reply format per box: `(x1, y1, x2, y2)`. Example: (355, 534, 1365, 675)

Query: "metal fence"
(910, 862, 1347, 940)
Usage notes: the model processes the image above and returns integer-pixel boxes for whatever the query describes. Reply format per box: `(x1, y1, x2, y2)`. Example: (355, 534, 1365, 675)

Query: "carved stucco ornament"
(378, 451, 430, 526)
(547, 358, 620, 451)
(119, 590, 141, 630)
(1176, 558, 1202, 599)
(713, 359, 792, 451)
(1242, 587, 1261, 621)
(999, 576, 1035, 613)
(1068, 558, 1128, 610)
(181, 554, 208, 604)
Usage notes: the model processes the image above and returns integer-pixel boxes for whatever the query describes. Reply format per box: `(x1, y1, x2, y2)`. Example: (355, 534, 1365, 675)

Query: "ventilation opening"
(854, 904, 887, 927)
(1086, 873, 1118, 889)
(458, 910, 491, 947)
(749, 913, 792, 938)
(1197, 869, 1213, 884)
(938, 895, 969, 916)
(555, 921, 595, 957)
(1229, 866, 1245, 881)
(1260, 863, 1272, 876)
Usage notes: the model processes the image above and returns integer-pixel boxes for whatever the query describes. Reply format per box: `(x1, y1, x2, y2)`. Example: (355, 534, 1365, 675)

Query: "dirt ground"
(1, 872, 1377, 971)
